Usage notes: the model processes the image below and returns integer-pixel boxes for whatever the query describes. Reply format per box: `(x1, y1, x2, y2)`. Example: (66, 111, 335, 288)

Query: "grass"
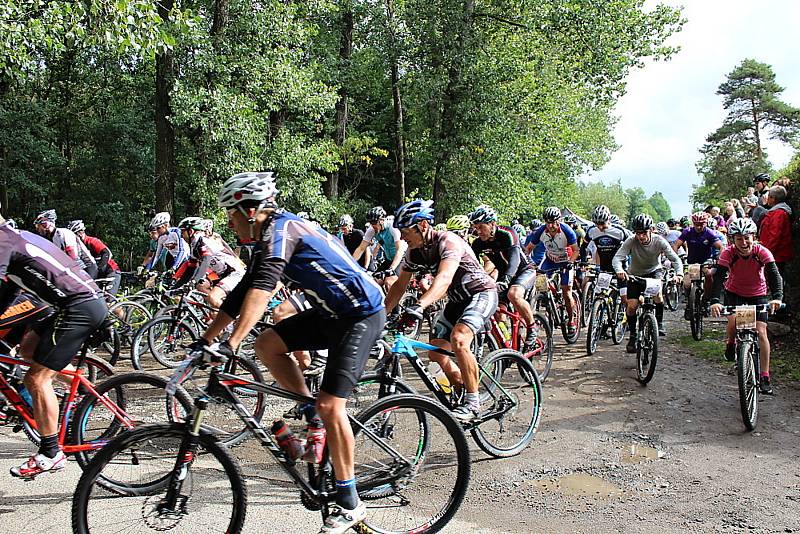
(677, 334, 725, 361)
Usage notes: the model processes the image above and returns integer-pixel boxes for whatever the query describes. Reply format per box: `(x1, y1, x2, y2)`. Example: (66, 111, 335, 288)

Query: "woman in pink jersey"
(709, 218, 783, 395)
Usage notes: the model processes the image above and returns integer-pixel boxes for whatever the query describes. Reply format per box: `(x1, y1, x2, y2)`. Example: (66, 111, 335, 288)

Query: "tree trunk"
(386, 0, 406, 204)
(211, 0, 230, 42)
(432, 0, 475, 218)
(325, 6, 354, 200)
(751, 98, 763, 161)
(269, 109, 288, 143)
(154, 0, 176, 214)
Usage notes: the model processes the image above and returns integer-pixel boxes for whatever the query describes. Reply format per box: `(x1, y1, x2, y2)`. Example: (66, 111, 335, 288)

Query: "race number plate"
(535, 274, 549, 292)
(688, 264, 702, 281)
(643, 278, 662, 297)
(595, 272, 613, 293)
(735, 305, 757, 331)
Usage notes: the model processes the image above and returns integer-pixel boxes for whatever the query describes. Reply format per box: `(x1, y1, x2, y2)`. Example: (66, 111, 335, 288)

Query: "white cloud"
(582, 0, 800, 217)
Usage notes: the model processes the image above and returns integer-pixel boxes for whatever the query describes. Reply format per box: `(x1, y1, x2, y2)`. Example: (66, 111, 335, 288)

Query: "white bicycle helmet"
(218, 172, 278, 209)
(67, 220, 86, 233)
(149, 212, 171, 230)
(727, 217, 757, 236)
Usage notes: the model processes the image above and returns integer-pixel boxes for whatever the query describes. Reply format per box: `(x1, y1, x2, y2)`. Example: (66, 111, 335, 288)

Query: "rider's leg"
(428, 339, 463, 388)
(273, 296, 312, 373)
(383, 274, 398, 294)
(508, 285, 534, 327)
(562, 284, 576, 319)
(23, 364, 59, 437)
(756, 320, 770, 375)
(256, 329, 311, 396)
(654, 291, 665, 334)
(315, 392, 355, 494)
(724, 315, 736, 360)
(206, 286, 227, 309)
(451, 324, 478, 394)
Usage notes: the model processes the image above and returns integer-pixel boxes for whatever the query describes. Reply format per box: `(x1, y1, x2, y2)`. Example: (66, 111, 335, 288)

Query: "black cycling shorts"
(625, 269, 663, 301)
(286, 291, 312, 314)
(271, 308, 386, 398)
(32, 297, 108, 371)
(511, 267, 536, 291)
(723, 292, 769, 323)
(432, 290, 498, 340)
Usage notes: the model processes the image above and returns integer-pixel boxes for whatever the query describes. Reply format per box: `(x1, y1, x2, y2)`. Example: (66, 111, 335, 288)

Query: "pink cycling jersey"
(718, 243, 774, 298)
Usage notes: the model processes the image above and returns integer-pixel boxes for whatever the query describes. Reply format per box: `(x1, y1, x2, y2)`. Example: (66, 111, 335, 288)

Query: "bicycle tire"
(665, 282, 679, 311)
(636, 313, 659, 384)
(71, 423, 246, 533)
(70, 372, 194, 492)
(581, 280, 594, 327)
(352, 394, 470, 534)
(611, 298, 626, 345)
(130, 315, 198, 370)
(520, 311, 553, 382)
(354, 372, 416, 408)
(585, 299, 605, 355)
(108, 300, 152, 349)
(689, 285, 703, 341)
(736, 340, 758, 431)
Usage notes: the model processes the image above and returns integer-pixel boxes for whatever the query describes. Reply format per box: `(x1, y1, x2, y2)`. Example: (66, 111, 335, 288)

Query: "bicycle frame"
(0, 352, 137, 454)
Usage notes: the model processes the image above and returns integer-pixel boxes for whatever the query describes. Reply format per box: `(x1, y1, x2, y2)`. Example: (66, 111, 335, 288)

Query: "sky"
(581, 0, 800, 218)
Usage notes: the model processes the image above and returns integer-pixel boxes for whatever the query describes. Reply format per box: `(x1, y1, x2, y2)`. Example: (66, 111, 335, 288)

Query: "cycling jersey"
(147, 227, 189, 270)
(363, 222, 401, 264)
(582, 224, 631, 271)
(82, 235, 119, 276)
(717, 244, 777, 298)
(48, 227, 97, 272)
(678, 227, 721, 264)
(401, 230, 496, 303)
(175, 233, 245, 287)
(529, 223, 577, 264)
(0, 225, 100, 309)
(471, 225, 530, 281)
(221, 211, 384, 320)
(665, 229, 681, 246)
(612, 234, 683, 276)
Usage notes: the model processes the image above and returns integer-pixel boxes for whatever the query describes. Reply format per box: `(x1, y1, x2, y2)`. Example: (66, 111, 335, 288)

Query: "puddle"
(620, 443, 665, 464)
(532, 473, 623, 498)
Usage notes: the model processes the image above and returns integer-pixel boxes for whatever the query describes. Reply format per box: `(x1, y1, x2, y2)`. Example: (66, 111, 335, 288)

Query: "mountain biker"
(33, 210, 98, 278)
(0, 211, 106, 479)
(191, 172, 384, 533)
(385, 199, 498, 422)
(174, 217, 246, 309)
(582, 205, 631, 273)
(446, 214, 471, 240)
(673, 211, 723, 320)
(352, 206, 406, 293)
(528, 207, 580, 336)
(613, 214, 683, 349)
(144, 212, 189, 272)
(709, 218, 783, 394)
(336, 214, 368, 268)
(469, 204, 539, 351)
(202, 218, 237, 257)
(67, 220, 122, 294)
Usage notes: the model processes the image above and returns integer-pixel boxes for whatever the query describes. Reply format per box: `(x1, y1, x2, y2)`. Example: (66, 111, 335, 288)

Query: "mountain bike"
(685, 260, 714, 341)
(585, 269, 626, 355)
(662, 267, 681, 311)
(485, 299, 553, 381)
(532, 267, 582, 344)
(360, 329, 542, 458)
(720, 304, 782, 431)
(627, 275, 661, 385)
(72, 347, 471, 534)
(578, 262, 596, 328)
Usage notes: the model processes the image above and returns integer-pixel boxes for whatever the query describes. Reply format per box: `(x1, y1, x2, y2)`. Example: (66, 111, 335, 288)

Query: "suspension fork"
(161, 398, 208, 511)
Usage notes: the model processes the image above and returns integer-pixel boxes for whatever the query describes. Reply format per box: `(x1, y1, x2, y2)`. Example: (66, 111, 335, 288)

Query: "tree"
(646, 191, 671, 221)
(696, 59, 800, 200)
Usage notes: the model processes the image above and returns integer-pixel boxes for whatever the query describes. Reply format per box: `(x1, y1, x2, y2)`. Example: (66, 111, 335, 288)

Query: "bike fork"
(161, 399, 208, 512)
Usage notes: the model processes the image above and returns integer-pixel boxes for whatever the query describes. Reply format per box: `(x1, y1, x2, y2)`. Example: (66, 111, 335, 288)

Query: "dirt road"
(1, 310, 798, 533)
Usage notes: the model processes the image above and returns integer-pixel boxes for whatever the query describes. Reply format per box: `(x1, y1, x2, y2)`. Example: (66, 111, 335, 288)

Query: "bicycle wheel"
(130, 315, 198, 370)
(689, 285, 704, 341)
(736, 340, 758, 431)
(665, 282, 679, 311)
(611, 298, 627, 345)
(71, 372, 194, 475)
(352, 394, 470, 534)
(519, 311, 553, 381)
(581, 281, 594, 327)
(352, 372, 416, 414)
(636, 313, 659, 384)
(108, 301, 152, 350)
(180, 357, 266, 447)
(472, 349, 542, 458)
(585, 299, 605, 355)
(71, 423, 246, 533)
(21, 354, 114, 446)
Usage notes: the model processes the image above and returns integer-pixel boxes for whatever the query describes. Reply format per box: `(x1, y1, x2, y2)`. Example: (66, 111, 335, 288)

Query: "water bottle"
(428, 362, 452, 394)
(18, 385, 33, 407)
(302, 419, 327, 464)
(497, 319, 512, 342)
(271, 420, 304, 461)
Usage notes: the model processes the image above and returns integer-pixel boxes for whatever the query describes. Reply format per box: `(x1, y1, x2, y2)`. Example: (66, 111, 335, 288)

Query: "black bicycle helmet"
(631, 213, 654, 232)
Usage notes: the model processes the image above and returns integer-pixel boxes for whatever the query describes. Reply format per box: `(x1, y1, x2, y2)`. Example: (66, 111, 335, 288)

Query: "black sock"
(655, 303, 664, 327)
(301, 403, 321, 425)
(39, 434, 59, 459)
(335, 477, 359, 509)
(627, 314, 637, 336)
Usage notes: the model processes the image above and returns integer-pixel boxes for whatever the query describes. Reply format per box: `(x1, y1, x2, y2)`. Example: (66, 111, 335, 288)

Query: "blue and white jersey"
(230, 211, 384, 319)
(529, 223, 577, 264)
(147, 227, 189, 270)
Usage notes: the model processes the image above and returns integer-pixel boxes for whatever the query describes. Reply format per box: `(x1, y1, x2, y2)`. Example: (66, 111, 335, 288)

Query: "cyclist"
(174, 217, 246, 308)
(673, 211, 723, 320)
(446, 214, 471, 240)
(353, 206, 406, 293)
(385, 199, 498, 421)
(709, 218, 783, 394)
(145, 211, 189, 272)
(202, 218, 237, 257)
(0, 211, 107, 478)
(67, 220, 122, 295)
(336, 214, 369, 268)
(613, 214, 683, 349)
(33, 210, 98, 278)
(511, 219, 526, 240)
(139, 226, 167, 273)
(469, 204, 538, 351)
(190, 172, 384, 533)
(528, 207, 580, 336)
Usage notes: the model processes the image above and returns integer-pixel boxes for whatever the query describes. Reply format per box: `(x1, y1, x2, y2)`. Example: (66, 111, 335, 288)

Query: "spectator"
(758, 185, 794, 280)
(708, 206, 726, 232)
(729, 198, 745, 218)
(723, 202, 739, 225)
(747, 173, 771, 219)
(742, 187, 759, 210)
